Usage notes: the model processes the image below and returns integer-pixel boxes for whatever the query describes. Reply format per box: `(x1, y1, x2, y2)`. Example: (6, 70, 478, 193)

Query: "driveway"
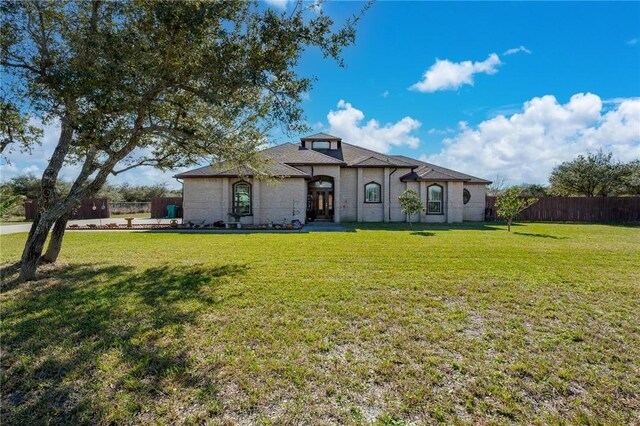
(0, 218, 178, 235)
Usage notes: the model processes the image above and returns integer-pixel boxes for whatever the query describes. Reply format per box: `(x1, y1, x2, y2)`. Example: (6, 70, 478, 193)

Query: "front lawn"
(1, 223, 638, 424)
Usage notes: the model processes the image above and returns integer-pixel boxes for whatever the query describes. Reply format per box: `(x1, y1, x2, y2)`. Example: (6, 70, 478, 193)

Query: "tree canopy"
(549, 150, 632, 197)
(1, 0, 366, 281)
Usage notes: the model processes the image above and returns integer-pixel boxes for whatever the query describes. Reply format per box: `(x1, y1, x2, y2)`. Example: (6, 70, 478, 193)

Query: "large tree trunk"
(42, 212, 71, 263)
(18, 212, 58, 281)
(18, 117, 73, 281)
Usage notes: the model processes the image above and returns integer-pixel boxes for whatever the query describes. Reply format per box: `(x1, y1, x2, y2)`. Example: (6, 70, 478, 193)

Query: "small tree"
(494, 188, 538, 232)
(398, 189, 425, 230)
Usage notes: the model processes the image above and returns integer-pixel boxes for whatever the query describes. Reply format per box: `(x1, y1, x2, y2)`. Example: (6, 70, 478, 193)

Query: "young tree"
(494, 188, 538, 232)
(549, 150, 626, 197)
(1, 1, 366, 281)
(398, 189, 425, 230)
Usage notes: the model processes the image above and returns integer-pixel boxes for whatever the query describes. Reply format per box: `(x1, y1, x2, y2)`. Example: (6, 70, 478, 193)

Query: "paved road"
(0, 218, 178, 235)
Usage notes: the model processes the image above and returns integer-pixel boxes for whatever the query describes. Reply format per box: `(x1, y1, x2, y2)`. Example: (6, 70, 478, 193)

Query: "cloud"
(424, 93, 640, 184)
(627, 38, 638, 46)
(410, 53, 502, 93)
(264, 0, 289, 9)
(427, 127, 455, 135)
(381, 90, 389, 98)
(327, 100, 421, 153)
(503, 45, 532, 56)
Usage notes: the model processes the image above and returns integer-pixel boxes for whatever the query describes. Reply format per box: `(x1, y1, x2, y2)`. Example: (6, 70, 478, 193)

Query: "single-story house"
(174, 133, 491, 225)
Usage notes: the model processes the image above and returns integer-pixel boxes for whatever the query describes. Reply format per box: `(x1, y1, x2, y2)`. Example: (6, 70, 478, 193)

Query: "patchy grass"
(1, 222, 639, 424)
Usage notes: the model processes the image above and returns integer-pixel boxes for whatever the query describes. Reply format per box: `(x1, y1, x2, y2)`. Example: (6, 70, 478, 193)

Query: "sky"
(2, 1, 639, 188)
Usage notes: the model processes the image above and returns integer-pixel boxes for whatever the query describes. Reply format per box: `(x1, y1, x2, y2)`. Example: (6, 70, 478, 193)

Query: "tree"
(621, 160, 640, 196)
(398, 189, 425, 230)
(0, 188, 22, 218)
(1, 1, 365, 281)
(494, 188, 538, 232)
(1, 98, 43, 157)
(513, 183, 549, 198)
(549, 150, 626, 197)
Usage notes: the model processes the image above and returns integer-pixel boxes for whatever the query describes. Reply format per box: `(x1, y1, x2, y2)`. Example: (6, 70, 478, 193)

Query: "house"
(174, 133, 491, 225)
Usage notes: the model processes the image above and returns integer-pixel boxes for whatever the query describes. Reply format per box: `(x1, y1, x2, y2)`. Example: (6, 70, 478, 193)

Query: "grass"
(1, 222, 639, 424)
(109, 212, 151, 219)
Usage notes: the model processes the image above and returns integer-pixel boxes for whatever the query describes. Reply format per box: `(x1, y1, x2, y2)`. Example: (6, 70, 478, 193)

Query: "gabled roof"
(340, 143, 416, 168)
(393, 155, 491, 184)
(300, 132, 341, 141)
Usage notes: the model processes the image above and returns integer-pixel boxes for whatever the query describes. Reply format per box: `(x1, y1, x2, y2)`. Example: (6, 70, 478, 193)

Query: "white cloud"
(264, 0, 289, 9)
(503, 45, 532, 56)
(327, 100, 421, 153)
(381, 90, 389, 98)
(627, 38, 638, 46)
(427, 127, 455, 135)
(425, 93, 640, 184)
(409, 53, 501, 93)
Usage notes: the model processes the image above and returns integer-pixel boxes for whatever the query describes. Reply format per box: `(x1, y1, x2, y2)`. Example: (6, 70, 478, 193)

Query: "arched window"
(364, 182, 381, 203)
(427, 184, 443, 214)
(463, 188, 471, 205)
(233, 181, 251, 215)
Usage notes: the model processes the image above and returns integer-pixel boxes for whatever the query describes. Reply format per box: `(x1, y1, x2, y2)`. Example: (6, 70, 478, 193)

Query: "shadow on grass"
(1, 262, 247, 424)
(410, 231, 436, 237)
(342, 222, 519, 232)
(513, 232, 567, 240)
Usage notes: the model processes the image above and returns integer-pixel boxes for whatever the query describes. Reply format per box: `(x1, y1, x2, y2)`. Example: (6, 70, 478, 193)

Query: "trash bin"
(167, 204, 178, 219)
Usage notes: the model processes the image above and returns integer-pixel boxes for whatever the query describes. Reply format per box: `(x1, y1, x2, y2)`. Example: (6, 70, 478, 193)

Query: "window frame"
(364, 181, 382, 204)
(463, 188, 471, 205)
(426, 184, 444, 215)
(312, 140, 331, 150)
(232, 180, 252, 216)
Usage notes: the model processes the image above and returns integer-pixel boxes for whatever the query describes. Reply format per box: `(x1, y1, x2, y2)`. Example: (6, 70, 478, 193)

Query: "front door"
(309, 190, 333, 220)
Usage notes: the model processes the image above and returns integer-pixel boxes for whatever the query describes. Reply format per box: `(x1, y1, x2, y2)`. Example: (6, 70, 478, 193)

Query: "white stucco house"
(174, 133, 491, 225)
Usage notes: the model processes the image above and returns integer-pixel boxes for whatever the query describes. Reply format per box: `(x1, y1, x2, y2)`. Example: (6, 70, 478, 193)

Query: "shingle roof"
(261, 143, 344, 165)
(175, 139, 490, 184)
(300, 132, 341, 140)
(174, 161, 309, 178)
(340, 143, 416, 167)
(393, 155, 491, 184)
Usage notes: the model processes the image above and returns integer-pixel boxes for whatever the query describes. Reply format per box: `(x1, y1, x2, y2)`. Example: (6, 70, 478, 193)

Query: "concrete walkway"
(303, 222, 346, 232)
(0, 218, 177, 235)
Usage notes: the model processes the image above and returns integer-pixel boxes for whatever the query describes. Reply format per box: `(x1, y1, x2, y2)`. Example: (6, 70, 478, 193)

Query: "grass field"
(1, 223, 639, 424)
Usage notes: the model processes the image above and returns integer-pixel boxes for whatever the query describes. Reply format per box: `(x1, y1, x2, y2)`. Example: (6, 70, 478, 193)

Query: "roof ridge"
(341, 141, 416, 166)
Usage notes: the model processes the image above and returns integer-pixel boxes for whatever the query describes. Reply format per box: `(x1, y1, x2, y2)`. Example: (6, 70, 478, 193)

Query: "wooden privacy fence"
(24, 198, 111, 220)
(150, 197, 183, 218)
(485, 196, 640, 222)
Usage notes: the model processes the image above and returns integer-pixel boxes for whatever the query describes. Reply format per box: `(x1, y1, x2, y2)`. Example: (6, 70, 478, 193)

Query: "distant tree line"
(489, 150, 640, 197)
(1, 174, 180, 202)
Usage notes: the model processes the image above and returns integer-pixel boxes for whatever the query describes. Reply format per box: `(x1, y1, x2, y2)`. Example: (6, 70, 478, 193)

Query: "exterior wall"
(182, 168, 487, 225)
(183, 178, 225, 223)
(388, 168, 412, 221)
(361, 168, 384, 222)
(463, 183, 487, 221)
(447, 181, 464, 223)
(419, 181, 447, 223)
(257, 178, 306, 225)
(339, 168, 358, 221)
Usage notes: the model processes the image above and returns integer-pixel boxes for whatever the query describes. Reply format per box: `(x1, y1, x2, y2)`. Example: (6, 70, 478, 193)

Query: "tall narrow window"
(365, 182, 381, 203)
(233, 181, 251, 215)
(427, 184, 443, 214)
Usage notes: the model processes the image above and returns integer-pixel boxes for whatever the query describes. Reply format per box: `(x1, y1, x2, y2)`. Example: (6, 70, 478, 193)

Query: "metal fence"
(486, 196, 640, 222)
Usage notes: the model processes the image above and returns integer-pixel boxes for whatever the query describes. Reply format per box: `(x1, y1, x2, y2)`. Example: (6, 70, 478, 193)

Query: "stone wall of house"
(463, 183, 486, 221)
(339, 168, 358, 221)
(182, 178, 224, 224)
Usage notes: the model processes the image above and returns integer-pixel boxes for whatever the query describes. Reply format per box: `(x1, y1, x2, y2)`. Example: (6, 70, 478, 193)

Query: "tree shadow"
(1, 262, 247, 424)
(513, 232, 567, 240)
(410, 231, 436, 237)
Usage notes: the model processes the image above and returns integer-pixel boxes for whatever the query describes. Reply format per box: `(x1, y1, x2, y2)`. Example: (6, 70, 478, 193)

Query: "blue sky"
(2, 1, 639, 187)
